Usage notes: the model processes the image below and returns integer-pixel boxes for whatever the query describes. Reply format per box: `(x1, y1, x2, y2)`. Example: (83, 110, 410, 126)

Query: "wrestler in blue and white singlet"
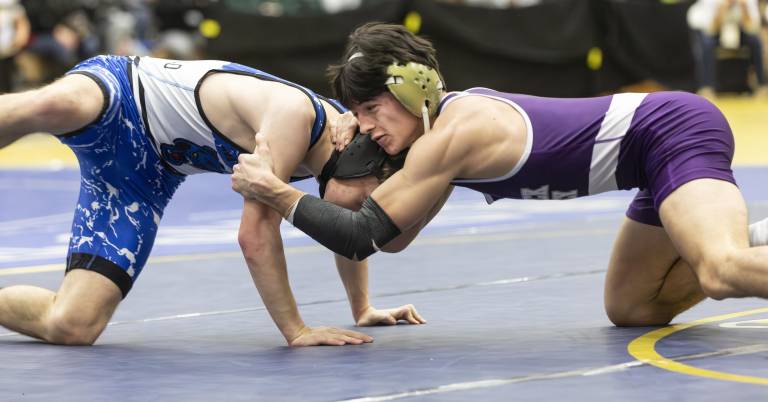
(59, 55, 338, 297)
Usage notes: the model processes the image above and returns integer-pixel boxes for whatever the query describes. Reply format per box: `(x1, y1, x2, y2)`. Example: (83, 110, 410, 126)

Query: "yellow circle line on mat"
(628, 307, 768, 384)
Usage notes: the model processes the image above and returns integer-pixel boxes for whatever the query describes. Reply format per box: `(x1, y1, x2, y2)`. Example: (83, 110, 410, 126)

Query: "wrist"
(352, 304, 372, 322)
(274, 184, 306, 218)
(284, 324, 310, 344)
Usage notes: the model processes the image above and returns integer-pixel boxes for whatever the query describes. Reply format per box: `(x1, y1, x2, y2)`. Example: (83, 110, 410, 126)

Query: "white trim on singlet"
(129, 57, 143, 127)
(440, 88, 534, 185)
(587, 92, 647, 195)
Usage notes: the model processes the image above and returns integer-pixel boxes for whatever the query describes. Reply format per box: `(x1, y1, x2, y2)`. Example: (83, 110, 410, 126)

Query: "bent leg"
(0, 270, 121, 345)
(0, 73, 104, 149)
(605, 217, 705, 326)
(660, 179, 768, 300)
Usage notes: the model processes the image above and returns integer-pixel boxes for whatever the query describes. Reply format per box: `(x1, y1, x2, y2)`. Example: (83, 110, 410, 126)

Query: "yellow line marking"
(0, 263, 64, 276)
(0, 248, 317, 276)
(628, 308, 768, 385)
(0, 134, 77, 168)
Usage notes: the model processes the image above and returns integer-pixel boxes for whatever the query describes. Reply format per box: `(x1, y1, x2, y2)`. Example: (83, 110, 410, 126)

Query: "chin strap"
(421, 104, 430, 133)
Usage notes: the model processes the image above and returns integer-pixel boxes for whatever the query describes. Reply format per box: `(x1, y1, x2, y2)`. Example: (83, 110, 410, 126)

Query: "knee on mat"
(45, 309, 105, 346)
(605, 303, 674, 327)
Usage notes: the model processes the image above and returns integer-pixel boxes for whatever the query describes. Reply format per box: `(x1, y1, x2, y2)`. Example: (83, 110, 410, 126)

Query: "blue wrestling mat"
(2, 167, 768, 401)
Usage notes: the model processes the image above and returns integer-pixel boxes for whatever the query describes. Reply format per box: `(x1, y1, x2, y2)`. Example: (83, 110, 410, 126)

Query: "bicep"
(381, 185, 453, 252)
(322, 176, 380, 210)
(370, 144, 456, 232)
(242, 95, 314, 182)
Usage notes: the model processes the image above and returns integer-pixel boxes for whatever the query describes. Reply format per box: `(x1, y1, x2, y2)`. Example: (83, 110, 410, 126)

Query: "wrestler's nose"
(357, 115, 375, 135)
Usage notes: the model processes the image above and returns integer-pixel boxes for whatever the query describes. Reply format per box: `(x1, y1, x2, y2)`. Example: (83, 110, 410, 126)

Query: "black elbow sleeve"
(292, 195, 401, 260)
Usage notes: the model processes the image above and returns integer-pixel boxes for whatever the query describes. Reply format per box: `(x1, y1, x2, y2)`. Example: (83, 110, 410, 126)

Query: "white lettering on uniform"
(521, 185, 579, 200)
(521, 185, 550, 200)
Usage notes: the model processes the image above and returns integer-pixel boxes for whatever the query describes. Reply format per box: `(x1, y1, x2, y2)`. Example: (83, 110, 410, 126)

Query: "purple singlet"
(439, 88, 735, 227)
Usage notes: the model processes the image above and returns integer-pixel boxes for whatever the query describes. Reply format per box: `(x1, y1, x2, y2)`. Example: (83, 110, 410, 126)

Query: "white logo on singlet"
(552, 190, 578, 200)
(521, 185, 550, 200)
(521, 185, 579, 200)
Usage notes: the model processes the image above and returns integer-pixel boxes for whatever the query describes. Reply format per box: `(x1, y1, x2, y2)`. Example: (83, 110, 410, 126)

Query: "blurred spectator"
(227, 0, 325, 16)
(320, 0, 361, 13)
(436, 0, 541, 7)
(688, 0, 766, 97)
(17, 7, 99, 88)
(0, 0, 29, 92)
(763, 0, 768, 85)
(151, 29, 204, 60)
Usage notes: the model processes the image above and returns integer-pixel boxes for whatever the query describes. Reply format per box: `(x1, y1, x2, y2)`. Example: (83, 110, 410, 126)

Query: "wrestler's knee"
(44, 305, 109, 346)
(692, 253, 738, 300)
(605, 301, 675, 327)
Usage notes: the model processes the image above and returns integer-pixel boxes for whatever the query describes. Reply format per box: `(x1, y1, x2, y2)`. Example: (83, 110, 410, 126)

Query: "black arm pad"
(292, 195, 402, 261)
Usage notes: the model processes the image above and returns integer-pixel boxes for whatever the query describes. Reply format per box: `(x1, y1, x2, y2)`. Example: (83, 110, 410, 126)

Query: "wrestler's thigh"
(659, 179, 748, 270)
(32, 74, 106, 134)
(657, 179, 749, 301)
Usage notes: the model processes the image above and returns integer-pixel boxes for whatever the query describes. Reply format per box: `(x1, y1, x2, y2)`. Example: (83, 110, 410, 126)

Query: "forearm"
(244, 242, 306, 343)
(383, 185, 453, 252)
(335, 255, 370, 321)
(239, 202, 306, 343)
(289, 195, 402, 261)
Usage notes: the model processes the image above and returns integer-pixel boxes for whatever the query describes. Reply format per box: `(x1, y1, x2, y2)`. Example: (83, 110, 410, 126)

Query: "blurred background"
(1, 0, 766, 96)
(0, 0, 766, 165)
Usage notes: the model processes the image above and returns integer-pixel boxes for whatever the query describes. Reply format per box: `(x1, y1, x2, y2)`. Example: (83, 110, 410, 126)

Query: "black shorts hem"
(66, 253, 133, 298)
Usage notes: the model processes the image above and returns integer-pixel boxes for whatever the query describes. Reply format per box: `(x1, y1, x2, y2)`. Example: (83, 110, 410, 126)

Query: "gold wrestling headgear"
(385, 61, 444, 131)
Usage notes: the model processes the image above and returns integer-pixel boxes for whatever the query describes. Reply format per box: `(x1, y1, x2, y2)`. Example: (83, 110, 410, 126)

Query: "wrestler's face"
(352, 92, 421, 155)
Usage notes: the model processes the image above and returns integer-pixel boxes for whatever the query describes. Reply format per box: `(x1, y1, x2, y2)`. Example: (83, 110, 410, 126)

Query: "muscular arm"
(382, 185, 453, 252)
(232, 90, 371, 345)
(321, 177, 375, 319)
(334, 254, 371, 321)
(250, 129, 461, 261)
(233, 95, 521, 261)
(322, 176, 435, 322)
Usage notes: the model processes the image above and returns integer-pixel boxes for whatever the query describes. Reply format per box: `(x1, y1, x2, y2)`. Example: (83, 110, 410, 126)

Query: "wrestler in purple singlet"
(439, 88, 735, 227)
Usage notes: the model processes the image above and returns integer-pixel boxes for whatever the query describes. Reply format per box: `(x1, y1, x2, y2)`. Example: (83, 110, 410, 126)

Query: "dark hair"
(327, 22, 443, 107)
